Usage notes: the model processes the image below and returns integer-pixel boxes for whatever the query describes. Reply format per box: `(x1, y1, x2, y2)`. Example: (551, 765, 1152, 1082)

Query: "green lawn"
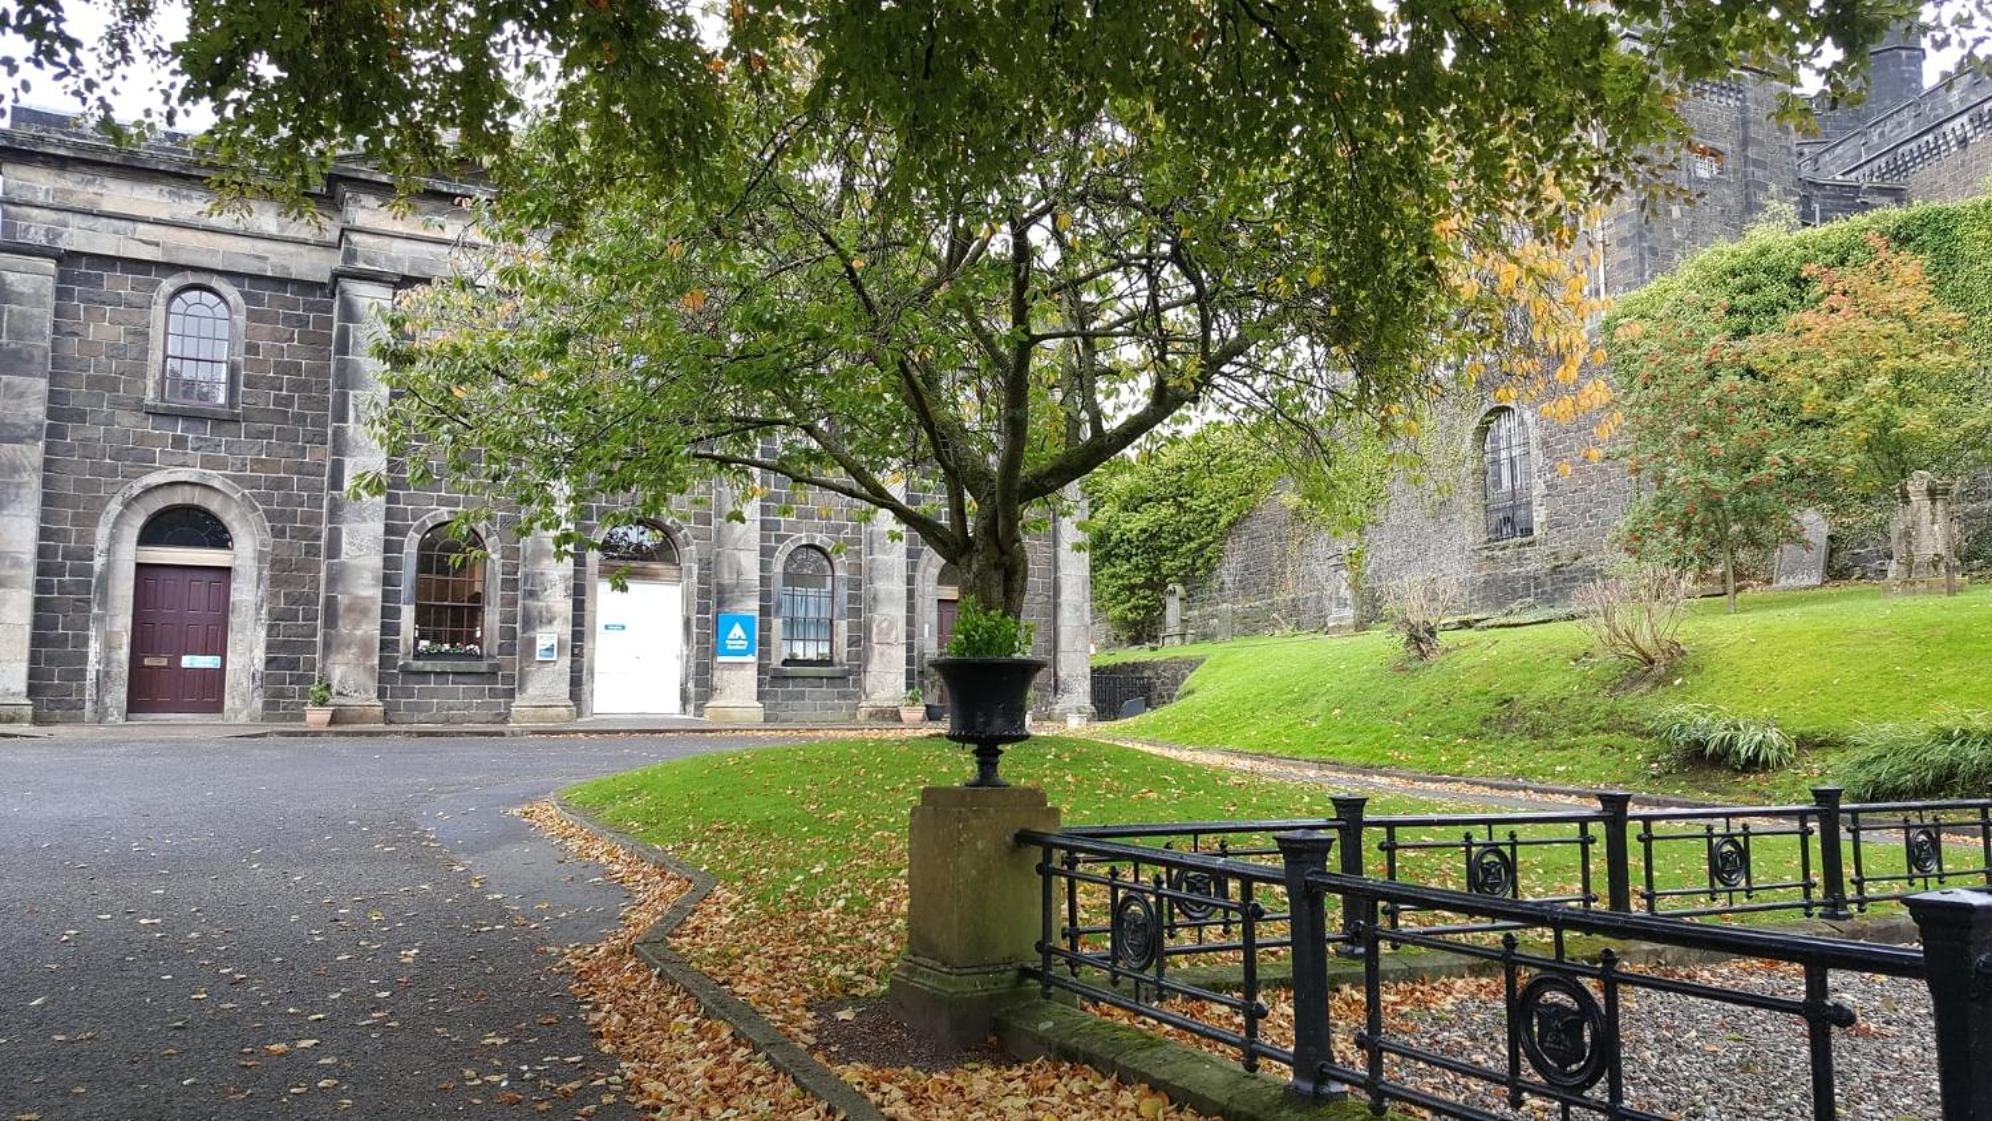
(564, 736, 1948, 951)
(565, 736, 1471, 908)
(1100, 584, 1992, 802)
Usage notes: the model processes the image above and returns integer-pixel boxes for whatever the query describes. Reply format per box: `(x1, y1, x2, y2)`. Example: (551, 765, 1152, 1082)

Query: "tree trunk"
(957, 516, 1032, 619)
(1722, 545, 1738, 615)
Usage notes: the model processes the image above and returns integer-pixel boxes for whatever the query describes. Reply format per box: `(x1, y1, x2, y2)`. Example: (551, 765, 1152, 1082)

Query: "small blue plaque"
(715, 612, 758, 662)
(180, 654, 222, 670)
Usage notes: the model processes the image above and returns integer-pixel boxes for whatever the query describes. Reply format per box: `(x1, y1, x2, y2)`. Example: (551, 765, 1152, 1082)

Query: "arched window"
(779, 546, 835, 664)
(1481, 407, 1534, 542)
(600, 522, 681, 577)
(138, 505, 233, 550)
(161, 287, 233, 406)
(414, 524, 486, 657)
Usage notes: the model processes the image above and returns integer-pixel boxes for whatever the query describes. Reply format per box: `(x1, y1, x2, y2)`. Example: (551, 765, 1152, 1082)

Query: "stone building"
(1165, 31, 1992, 642)
(0, 110, 1092, 725)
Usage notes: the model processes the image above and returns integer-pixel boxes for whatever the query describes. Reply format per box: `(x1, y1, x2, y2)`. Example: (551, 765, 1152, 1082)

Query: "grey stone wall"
(757, 477, 868, 723)
(27, 254, 332, 720)
(1177, 491, 1354, 643)
(1803, 68, 1992, 197)
(376, 485, 518, 723)
(1357, 392, 1630, 617)
(1091, 656, 1203, 720)
(1603, 76, 1797, 297)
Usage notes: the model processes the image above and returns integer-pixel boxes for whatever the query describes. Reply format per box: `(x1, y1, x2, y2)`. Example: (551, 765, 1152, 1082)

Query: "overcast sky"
(2, 1, 1975, 131)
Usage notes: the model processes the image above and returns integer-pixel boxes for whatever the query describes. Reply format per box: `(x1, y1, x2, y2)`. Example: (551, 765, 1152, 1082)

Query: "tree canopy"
(11, 0, 1971, 616)
(1606, 207, 1992, 605)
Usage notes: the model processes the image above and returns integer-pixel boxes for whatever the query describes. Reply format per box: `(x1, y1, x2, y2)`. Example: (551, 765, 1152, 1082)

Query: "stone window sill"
(145, 400, 241, 422)
(772, 664, 852, 680)
(1475, 534, 1541, 554)
(398, 658, 501, 675)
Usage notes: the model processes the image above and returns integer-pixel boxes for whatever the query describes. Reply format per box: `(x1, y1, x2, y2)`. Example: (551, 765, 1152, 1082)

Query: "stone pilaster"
(1051, 490, 1094, 725)
(317, 268, 395, 724)
(703, 475, 764, 723)
(510, 528, 577, 723)
(859, 505, 909, 720)
(0, 248, 57, 724)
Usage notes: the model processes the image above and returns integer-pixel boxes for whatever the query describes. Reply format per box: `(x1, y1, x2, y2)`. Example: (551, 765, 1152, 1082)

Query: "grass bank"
(1099, 584, 1992, 802)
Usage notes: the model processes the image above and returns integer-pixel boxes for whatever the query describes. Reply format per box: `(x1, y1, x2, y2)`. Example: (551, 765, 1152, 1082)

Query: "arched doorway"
(127, 506, 234, 714)
(592, 522, 685, 715)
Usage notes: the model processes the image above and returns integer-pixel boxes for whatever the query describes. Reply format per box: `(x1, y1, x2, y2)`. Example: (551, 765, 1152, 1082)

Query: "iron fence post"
(1275, 831, 1344, 1101)
(1598, 791, 1633, 912)
(1331, 794, 1369, 954)
(1908, 888, 1992, 1121)
(1814, 786, 1851, 920)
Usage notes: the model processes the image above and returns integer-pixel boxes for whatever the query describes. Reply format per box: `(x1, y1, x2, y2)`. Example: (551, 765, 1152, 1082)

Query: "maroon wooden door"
(128, 564, 230, 714)
(934, 597, 959, 705)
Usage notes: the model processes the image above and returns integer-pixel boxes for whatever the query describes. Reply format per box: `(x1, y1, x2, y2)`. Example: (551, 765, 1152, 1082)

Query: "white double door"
(593, 578, 684, 715)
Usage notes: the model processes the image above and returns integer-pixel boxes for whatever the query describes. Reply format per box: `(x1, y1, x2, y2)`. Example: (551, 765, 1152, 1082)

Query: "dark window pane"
(1482, 408, 1535, 542)
(414, 524, 486, 656)
(780, 546, 834, 663)
(137, 505, 233, 549)
(161, 287, 232, 406)
(599, 522, 679, 564)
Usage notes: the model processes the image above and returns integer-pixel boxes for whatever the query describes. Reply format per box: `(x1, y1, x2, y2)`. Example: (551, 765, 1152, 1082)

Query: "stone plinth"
(1889, 472, 1963, 595)
(888, 784, 1061, 1050)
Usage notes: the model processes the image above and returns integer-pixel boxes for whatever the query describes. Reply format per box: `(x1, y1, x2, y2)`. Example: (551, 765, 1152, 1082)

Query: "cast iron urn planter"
(928, 655, 1047, 787)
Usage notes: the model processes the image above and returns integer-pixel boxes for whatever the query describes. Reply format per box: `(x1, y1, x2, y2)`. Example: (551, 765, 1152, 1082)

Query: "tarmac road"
(0, 731, 779, 1120)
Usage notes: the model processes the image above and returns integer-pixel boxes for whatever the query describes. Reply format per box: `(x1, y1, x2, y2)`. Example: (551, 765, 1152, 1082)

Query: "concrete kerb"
(995, 1002, 1396, 1121)
(547, 796, 890, 1121)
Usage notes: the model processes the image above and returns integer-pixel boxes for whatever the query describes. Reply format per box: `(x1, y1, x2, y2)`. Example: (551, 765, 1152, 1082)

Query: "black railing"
(1027, 831, 1292, 1071)
(1022, 790, 1992, 1121)
(1067, 788, 1992, 926)
(1280, 834, 1930, 1121)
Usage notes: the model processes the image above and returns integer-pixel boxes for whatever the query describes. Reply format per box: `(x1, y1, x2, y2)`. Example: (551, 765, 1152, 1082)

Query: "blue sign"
(180, 654, 222, 670)
(715, 612, 758, 662)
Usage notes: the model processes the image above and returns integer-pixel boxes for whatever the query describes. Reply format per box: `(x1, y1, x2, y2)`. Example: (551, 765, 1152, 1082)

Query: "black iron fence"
(1020, 788, 1992, 1121)
(1062, 787, 1992, 926)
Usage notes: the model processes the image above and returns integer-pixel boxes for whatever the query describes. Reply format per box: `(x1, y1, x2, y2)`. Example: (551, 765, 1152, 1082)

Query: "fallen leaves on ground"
(521, 801, 1215, 1121)
(519, 802, 835, 1118)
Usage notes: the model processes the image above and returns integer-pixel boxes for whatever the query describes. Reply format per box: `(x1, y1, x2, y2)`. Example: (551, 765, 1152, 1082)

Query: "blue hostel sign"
(715, 613, 758, 662)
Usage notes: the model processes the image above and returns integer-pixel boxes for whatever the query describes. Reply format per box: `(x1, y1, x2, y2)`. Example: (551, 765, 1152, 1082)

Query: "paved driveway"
(0, 732, 779, 1120)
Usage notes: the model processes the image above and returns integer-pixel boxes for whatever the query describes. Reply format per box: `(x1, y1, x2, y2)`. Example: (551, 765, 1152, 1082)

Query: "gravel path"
(1098, 736, 1598, 812)
(1378, 960, 1937, 1121)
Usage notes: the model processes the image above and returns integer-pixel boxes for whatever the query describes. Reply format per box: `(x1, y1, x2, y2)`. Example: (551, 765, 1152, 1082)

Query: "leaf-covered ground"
(523, 790, 1217, 1121)
(549, 736, 1499, 1119)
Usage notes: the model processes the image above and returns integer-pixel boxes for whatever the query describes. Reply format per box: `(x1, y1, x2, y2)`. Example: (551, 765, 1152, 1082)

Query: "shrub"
(1576, 568, 1688, 673)
(1651, 704, 1797, 772)
(1385, 574, 1461, 663)
(944, 597, 1036, 658)
(1841, 711, 1992, 800)
(307, 678, 332, 706)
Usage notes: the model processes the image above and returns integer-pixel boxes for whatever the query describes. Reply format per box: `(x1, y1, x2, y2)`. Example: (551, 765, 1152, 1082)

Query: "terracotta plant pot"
(302, 706, 334, 729)
(929, 656, 1047, 787)
(897, 706, 927, 725)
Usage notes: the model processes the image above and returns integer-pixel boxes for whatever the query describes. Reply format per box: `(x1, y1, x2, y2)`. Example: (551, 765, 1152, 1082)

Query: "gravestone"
(1888, 472, 1963, 596)
(1160, 583, 1186, 646)
(1772, 510, 1830, 589)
